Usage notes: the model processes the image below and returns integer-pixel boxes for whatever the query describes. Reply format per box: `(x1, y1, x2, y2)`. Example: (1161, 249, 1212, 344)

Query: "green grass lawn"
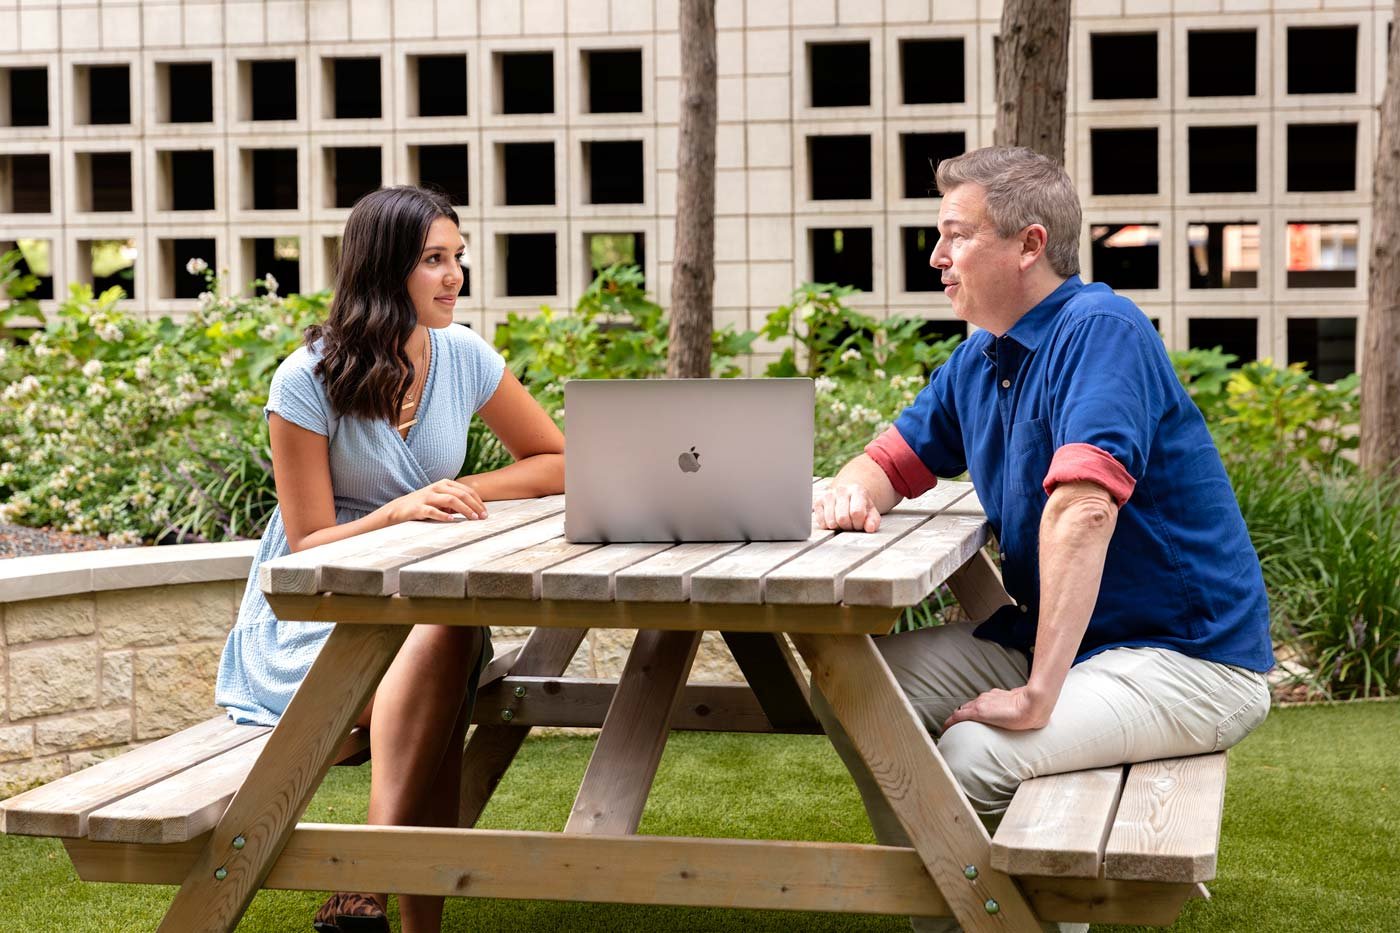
(2, 700, 1397, 932)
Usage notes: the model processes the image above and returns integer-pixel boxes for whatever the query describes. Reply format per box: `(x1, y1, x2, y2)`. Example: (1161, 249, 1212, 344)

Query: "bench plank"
(990, 766, 1125, 878)
(87, 732, 272, 844)
(0, 716, 265, 838)
(1104, 753, 1228, 883)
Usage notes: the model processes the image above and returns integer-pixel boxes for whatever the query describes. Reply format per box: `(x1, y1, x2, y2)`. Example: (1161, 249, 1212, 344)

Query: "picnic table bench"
(0, 481, 1227, 930)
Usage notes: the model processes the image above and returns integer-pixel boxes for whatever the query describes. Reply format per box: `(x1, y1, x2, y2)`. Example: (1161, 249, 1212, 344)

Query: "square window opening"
(1090, 223, 1160, 290)
(329, 57, 382, 119)
(585, 50, 643, 113)
(248, 148, 298, 210)
(1187, 125, 1257, 194)
(162, 238, 216, 300)
(902, 226, 943, 292)
(1187, 30, 1256, 97)
(164, 150, 215, 211)
(900, 38, 964, 105)
(1285, 221, 1358, 288)
(78, 152, 134, 213)
(1090, 33, 1158, 100)
(498, 52, 555, 115)
(499, 233, 557, 297)
(586, 232, 645, 286)
(810, 227, 873, 292)
(327, 147, 382, 208)
(1286, 123, 1357, 192)
(163, 62, 213, 123)
(585, 140, 644, 204)
(809, 135, 871, 201)
(81, 65, 131, 125)
(1188, 317, 1257, 364)
(1287, 317, 1356, 382)
(2, 239, 54, 299)
(1089, 128, 1158, 195)
(1187, 222, 1259, 289)
(499, 142, 556, 206)
(900, 131, 965, 198)
(1287, 26, 1358, 94)
(3, 67, 49, 127)
(248, 60, 297, 121)
(245, 237, 302, 297)
(0, 155, 52, 213)
(414, 144, 470, 207)
(809, 42, 871, 108)
(82, 238, 138, 299)
(414, 55, 468, 117)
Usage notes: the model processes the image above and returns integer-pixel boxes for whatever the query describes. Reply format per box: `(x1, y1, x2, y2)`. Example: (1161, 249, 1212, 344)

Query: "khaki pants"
(811, 621, 1270, 933)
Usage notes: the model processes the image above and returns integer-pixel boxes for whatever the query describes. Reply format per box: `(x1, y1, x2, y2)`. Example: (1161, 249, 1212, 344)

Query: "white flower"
(873, 368, 886, 381)
(33, 344, 56, 358)
(133, 358, 151, 381)
(85, 381, 109, 399)
(263, 274, 279, 296)
(0, 346, 7, 365)
(109, 529, 141, 546)
(82, 359, 103, 378)
(814, 376, 837, 394)
(840, 348, 862, 363)
(258, 323, 280, 341)
(95, 321, 123, 342)
(186, 257, 209, 276)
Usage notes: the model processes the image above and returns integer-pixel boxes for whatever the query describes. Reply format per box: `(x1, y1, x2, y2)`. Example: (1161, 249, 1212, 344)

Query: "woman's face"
(407, 216, 466, 328)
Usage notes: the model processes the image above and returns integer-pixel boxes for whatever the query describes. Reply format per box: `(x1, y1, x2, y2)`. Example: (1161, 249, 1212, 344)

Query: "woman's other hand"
(383, 479, 488, 523)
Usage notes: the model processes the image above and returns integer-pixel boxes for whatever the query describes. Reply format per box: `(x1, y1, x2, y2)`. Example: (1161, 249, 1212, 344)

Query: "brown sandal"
(312, 892, 389, 933)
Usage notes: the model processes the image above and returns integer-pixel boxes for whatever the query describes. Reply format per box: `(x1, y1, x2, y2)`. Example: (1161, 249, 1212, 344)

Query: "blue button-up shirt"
(870, 276, 1274, 672)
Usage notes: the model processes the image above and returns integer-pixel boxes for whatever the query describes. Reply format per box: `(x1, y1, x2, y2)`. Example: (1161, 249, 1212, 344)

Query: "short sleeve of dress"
(264, 349, 333, 437)
(451, 324, 508, 413)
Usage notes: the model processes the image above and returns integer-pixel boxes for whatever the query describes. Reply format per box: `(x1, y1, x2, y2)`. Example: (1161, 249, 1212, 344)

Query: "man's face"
(929, 184, 1026, 331)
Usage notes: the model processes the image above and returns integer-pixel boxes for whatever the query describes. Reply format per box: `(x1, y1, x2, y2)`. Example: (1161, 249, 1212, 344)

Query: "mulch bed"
(0, 523, 137, 559)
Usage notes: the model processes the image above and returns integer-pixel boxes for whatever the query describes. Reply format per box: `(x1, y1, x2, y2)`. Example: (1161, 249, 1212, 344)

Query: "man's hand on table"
(943, 683, 1056, 732)
(814, 483, 883, 533)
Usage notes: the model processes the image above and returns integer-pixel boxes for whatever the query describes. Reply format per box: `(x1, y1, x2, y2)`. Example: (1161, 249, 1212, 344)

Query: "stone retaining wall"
(0, 542, 748, 798)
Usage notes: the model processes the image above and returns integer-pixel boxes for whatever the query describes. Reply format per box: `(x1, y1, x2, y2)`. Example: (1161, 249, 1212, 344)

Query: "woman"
(215, 186, 565, 933)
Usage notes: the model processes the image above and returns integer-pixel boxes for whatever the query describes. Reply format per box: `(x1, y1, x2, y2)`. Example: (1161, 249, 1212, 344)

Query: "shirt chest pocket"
(1008, 417, 1053, 497)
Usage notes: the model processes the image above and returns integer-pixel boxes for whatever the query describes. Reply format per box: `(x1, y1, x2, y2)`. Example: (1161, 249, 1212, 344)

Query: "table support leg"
(946, 548, 1014, 623)
(719, 632, 821, 733)
(458, 626, 588, 826)
(564, 629, 701, 835)
(790, 632, 1040, 933)
(157, 622, 411, 933)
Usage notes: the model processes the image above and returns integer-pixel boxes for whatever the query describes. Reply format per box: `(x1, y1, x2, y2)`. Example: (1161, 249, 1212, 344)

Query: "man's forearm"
(1025, 481, 1118, 715)
(833, 453, 903, 513)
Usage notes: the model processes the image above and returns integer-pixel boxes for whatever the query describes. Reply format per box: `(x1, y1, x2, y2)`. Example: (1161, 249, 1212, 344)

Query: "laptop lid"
(564, 378, 814, 543)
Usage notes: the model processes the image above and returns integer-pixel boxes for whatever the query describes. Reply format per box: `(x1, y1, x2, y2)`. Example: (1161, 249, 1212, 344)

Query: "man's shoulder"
(1053, 282, 1159, 346)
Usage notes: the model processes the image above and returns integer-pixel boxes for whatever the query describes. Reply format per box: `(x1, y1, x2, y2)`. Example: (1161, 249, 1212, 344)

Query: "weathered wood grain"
(990, 766, 1125, 878)
(841, 513, 990, 607)
(475, 677, 775, 732)
(397, 515, 570, 598)
(539, 542, 675, 601)
(689, 524, 836, 604)
(1104, 754, 1227, 883)
(763, 514, 928, 604)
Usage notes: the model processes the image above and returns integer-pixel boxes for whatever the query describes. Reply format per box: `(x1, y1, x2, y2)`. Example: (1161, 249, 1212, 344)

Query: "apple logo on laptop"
(678, 446, 701, 473)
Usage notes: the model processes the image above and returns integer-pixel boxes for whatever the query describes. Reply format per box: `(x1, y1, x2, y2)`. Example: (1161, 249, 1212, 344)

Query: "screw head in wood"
(500, 708, 514, 721)
(963, 865, 978, 880)
(514, 685, 527, 698)
(232, 835, 245, 850)
(984, 898, 999, 915)
(215, 867, 228, 881)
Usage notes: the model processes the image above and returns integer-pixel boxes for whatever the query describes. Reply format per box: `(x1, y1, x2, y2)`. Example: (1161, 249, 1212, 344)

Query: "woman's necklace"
(397, 332, 429, 433)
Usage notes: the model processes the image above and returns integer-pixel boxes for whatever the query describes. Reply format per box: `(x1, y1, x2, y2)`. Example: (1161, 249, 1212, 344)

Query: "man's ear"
(1019, 224, 1049, 270)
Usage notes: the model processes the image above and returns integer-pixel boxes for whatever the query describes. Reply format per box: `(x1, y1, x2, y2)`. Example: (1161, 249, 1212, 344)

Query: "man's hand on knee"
(944, 684, 1055, 732)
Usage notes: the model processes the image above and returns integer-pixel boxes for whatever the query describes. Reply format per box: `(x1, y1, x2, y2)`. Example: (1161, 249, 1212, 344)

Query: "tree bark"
(1360, 3, 1400, 478)
(667, 0, 717, 379)
(993, 0, 1071, 162)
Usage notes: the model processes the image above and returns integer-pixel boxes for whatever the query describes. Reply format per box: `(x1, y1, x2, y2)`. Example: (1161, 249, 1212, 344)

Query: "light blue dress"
(216, 324, 506, 725)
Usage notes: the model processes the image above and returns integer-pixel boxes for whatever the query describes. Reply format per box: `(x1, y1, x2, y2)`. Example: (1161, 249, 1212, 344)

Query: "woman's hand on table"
(382, 479, 488, 523)
(814, 483, 882, 533)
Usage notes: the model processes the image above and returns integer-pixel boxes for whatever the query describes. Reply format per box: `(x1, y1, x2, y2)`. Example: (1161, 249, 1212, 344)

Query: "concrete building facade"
(0, 0, 1392, 376)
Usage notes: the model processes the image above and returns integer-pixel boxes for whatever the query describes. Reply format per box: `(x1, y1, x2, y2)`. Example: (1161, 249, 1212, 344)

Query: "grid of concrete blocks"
(0, 0, 1393, 375)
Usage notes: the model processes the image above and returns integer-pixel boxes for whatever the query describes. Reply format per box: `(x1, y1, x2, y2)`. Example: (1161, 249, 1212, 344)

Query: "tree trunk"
(1360, 3, 1400, 478)
(667, 0, 717, 379)
(993, 0, 1071, 162)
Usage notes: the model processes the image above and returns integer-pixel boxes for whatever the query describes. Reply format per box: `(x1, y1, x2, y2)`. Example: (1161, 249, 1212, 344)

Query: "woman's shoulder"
(270, 344, 327, 397)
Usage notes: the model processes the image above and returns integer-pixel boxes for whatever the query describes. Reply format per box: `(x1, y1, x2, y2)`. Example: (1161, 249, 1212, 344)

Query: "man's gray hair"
(935, 146, 1082, 277)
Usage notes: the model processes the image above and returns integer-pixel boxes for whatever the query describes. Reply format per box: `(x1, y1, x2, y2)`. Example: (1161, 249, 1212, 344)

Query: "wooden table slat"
(762, 514, 930, 605)
(689, 523, 837, 604)
(539, 543, 677, 601)
(888, 480, 973, 515)
(319, 497, 565, 596)
(397, 515, 570, 598)
(259, 521, 436, 596)
(466, 530, 606, 600)
(613, 541, 748, 602)
(841, 514, 990, 607)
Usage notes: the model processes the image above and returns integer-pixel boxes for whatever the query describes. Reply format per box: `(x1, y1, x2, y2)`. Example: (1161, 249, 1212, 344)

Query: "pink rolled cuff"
(1042, 442, 1136, 506)
(865, 426, 938, 499)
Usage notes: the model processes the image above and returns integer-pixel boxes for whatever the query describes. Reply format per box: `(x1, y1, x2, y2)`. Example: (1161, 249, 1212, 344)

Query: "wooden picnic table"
(104, 479, 1201, 931)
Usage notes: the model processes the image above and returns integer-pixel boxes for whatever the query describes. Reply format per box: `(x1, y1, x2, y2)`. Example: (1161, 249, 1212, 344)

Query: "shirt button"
(1020, 604, 1029, 613)
(1001, 379, 1011, 388)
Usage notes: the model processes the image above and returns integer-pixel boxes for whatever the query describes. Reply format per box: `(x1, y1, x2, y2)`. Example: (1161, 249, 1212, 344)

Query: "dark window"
(1187, 30, 1256, 97)
(1187, 222, 1259, 289)
(900, 131, 965, 198)
(586, 140, 644, 204)
(500, 53, 554, 114)
(88, 153, 133, 212)
(169, 238, 216, 299)
(250, 237, 301, 297)
(1090, 128, 1158, 195)
(1287, 317, 1356, 382)
(902, 226, 943, 292)
(3, 240, 53, 299)
(7, 155, 51, 213)
(331, 58, 381, 118)
(251, 149, 298, 210)
(1188, 125, 1256, 193)
(167, 63, 213, 123)
(169, 150, 215, 211)
(811, 227, 873, 292)
(1090, 223, 1160, 290)
(416, 54, 468, 117)
(1287, 25, 1357, 94)
(918, 319, 967, 344)
(1188, 317, 1257, 364)
(1286, 123, 1357, 192)
(586, 50, 643, 113)
(809, 135, 871, 200)
(587, 232, 645, 285)
(416, 144, 469, 206)
(809, 42, 870, 107)
(330, 147, 381, 208)
(87, 240, 137, 299)
(900, 38, 964, 104)
(503, 233, 557, 296)
(250, 60, 297, 120)
(8, 67, 48, 126)
(1285, 221, 1358, 288)
(87, 65, 130, 124)
(1090, 33, 1157, 100)
(501, 142, 556, 206)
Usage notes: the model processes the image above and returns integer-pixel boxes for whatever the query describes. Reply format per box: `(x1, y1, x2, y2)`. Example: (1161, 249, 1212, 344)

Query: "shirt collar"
(1001, 275, 1083, 351)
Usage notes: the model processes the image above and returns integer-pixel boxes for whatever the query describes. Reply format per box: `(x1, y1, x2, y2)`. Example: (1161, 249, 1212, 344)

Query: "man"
(812, 147, 1273, 928)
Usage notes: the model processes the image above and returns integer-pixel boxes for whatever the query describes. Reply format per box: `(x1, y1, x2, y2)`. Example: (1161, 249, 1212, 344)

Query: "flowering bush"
(0, 259, 327, 542)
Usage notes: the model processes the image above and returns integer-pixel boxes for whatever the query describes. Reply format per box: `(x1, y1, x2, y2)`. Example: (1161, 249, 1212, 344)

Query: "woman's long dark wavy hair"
(304, 186, 458, 422)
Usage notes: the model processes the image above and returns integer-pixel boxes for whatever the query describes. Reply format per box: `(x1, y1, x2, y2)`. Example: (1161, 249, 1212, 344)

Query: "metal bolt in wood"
(514, 685, 528, 698)
(500, 708, 514, 721)
(232, 836, 245, 850)
(214, 867, 227, 881)
(963, 864, 978, 880)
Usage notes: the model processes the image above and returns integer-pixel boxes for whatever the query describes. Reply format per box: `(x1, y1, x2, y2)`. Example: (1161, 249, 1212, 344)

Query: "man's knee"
(938, 721, 1023, 818)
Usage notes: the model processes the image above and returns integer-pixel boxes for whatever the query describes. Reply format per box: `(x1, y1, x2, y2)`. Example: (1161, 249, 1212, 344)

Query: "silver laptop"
(565, 379, 814, 543)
